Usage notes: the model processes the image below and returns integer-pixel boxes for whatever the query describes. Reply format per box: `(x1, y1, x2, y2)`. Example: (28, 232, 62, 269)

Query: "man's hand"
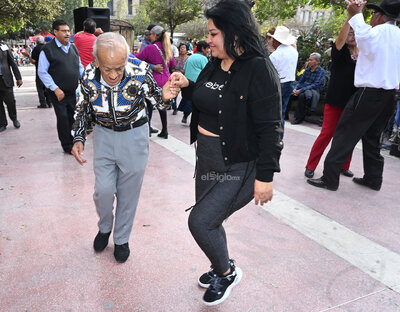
(94, 28, 103, 36)
(16, 80, 23, 88)
(71, 142, 87, 165)
(346, 0, 366, 17)
(170, 72, 189, 88)
(153, 64, 164, 73)
(254, 180, 273, 206)
(292, 89, 301, 96)
(161, 77, 181, 102)
(54, 88, 65, 102)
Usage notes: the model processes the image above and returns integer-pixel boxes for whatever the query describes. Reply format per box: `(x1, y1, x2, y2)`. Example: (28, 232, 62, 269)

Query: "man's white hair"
(310, 52, 321, 62)
(93, 32, 130, 60)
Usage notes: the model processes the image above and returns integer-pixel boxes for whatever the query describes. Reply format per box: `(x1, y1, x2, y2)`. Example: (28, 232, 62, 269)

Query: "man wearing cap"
(291, 52, 326, 125)
(307, 0, 400, 191)
(268, 26, 298, 133)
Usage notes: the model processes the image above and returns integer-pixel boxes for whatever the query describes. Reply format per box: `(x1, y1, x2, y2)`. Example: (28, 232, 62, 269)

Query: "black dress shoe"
(37, 104, 47, 108)
(150, 127, 158, 134)
(291, 119, 303, 125)
(93, 231, 111, 252)
(0, 126, 6, 132)
(114, 243, 130, 263)
(307, 177, 338, 191)
(181, 116, 187, 124)
(172, 109, 178, 115)
(352, 177, 381, 191)
(340, 169, 354, 177)
(13, 120, 20, 128)
(304, 168, 314, 178)
(157, 131, 168, 139)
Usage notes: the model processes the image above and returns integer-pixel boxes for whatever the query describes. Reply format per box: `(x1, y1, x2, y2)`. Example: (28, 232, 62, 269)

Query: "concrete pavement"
(1, 65, 400, 311)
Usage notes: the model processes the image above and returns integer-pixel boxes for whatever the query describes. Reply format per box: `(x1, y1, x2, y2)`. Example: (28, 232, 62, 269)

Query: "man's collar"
(54, 37, 70, 48)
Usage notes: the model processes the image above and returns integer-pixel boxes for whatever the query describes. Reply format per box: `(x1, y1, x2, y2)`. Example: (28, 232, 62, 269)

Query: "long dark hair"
(205, 0, 267, 59)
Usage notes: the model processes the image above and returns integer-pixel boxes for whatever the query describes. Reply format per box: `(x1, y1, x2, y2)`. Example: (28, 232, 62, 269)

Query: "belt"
(99, 117, 148, 132)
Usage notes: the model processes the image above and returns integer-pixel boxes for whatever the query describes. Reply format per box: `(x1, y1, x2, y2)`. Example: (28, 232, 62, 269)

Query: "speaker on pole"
(73, 7, 110, 33)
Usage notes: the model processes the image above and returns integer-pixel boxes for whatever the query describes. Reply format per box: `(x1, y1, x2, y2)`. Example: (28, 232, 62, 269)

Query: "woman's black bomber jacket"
(189, 52, 283, 182)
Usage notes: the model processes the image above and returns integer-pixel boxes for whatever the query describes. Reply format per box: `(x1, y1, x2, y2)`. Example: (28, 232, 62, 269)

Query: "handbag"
(153, 43, 169, 72)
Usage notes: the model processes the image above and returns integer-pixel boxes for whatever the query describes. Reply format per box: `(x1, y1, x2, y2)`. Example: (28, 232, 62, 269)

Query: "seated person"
(291, 52, 326, 125)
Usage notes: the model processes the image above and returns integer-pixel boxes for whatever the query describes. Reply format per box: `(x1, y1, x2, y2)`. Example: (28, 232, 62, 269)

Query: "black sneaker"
(198, 259, 235, 288)
(114, 243, 130, 263)
(203, 266, 243, 306)
(93, 231, 111, 252)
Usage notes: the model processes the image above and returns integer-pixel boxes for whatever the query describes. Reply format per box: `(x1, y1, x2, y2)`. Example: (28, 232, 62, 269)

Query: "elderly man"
(71, 32, 180, 263)
(38, 19, 84, 153)
(291, 52, 326, 125)
(267, 26, 299, 132)
(0, 41, 22, 132)
(307, 0, 400, 191)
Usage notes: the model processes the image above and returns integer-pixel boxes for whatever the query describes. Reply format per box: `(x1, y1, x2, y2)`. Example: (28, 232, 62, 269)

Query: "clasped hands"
(345, 0, 367, 16)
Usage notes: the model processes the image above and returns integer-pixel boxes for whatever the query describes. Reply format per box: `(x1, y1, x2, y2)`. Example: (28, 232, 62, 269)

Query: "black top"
(31, 43, 45, 70)
(194, 65, 229, 134)
(189, 53, 283, 182)
(0, 43, 22, 88)
(42, 40, 80, 93)
(325, 43, 357, 108)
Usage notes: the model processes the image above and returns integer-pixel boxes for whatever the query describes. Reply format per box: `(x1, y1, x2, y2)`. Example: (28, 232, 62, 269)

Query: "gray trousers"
(93, 123, 149, 245)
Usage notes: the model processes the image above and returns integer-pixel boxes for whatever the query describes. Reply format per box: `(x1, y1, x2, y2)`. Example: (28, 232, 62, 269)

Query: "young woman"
(171, 0, 282, 306)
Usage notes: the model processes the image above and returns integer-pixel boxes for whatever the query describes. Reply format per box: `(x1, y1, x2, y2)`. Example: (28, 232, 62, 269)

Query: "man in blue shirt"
(38, 20, 84, 153)
(291, 52, 326, 125)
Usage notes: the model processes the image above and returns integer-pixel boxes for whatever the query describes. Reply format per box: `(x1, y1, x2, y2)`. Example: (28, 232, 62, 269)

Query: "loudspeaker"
(73, 7, 110, 33)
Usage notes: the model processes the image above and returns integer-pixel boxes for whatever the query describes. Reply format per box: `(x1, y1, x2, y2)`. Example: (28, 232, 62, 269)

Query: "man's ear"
(94, 59, 100, 68)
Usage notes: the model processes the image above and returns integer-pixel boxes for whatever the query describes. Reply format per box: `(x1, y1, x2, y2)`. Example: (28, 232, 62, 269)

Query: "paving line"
(150, 132, 400, 294)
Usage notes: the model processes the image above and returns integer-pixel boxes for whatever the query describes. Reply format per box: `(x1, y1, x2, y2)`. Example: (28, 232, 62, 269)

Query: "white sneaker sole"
(202, 267, 243, 306)
(198, 279, 211, 288)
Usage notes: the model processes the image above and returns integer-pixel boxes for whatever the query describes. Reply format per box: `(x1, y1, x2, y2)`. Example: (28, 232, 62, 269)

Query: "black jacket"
(0, 44, 22, 88)
(190, 52, 283, 182)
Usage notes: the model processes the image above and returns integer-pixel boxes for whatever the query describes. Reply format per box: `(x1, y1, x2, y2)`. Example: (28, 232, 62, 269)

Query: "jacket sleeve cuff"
(255, 171, 274, 183)
(73, 136, 85, 145)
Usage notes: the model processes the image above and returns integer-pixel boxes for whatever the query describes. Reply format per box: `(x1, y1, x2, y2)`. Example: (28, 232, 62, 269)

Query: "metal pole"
(88, 0, 93, 7)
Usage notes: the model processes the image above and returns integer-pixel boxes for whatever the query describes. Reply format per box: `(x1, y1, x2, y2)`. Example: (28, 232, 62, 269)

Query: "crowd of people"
(0, 0, 399, 307)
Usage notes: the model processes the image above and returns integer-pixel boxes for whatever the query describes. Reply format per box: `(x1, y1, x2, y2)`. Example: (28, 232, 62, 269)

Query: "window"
(128, 0, 133, 15)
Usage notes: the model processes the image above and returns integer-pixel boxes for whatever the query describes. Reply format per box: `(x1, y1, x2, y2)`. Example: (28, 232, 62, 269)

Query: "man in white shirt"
(268, 26, 298, 133)
(307, 0, 400, 191)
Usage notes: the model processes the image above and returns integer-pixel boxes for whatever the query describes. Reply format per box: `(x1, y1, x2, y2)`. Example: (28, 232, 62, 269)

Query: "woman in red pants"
(305, 19, 358, 178)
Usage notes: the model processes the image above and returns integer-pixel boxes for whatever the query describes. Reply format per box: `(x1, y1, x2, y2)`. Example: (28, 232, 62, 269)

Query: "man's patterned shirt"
(72, 57, 169, 144)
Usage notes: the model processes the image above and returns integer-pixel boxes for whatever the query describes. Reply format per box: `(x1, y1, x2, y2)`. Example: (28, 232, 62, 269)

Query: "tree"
(0, 0, 62, 33)
(176, 17, 208, 40)
(253, 0, 376, 23)
(129, 4, 151, 37)
(144, 0, 203, 38)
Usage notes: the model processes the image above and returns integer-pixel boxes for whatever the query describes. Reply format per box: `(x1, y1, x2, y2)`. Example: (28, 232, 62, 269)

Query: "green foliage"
(254, 0, 307, 22)
(176, 17, 208, 40)
(316, 10, 348, 39)
(296, 27, 331, 71)
(0, 0, 61, 33)
(129, 4, 150, 36)
(145, 0, 203, 38)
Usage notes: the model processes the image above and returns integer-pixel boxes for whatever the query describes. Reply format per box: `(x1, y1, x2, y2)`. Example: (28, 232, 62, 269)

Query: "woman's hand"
(170, 72, 189, 88)
(254, 179, 273, 206)
(161, 78, 181, 102)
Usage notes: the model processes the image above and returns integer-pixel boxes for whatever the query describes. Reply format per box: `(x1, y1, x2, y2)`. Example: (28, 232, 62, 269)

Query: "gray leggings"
(188, 133, 256, 274)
